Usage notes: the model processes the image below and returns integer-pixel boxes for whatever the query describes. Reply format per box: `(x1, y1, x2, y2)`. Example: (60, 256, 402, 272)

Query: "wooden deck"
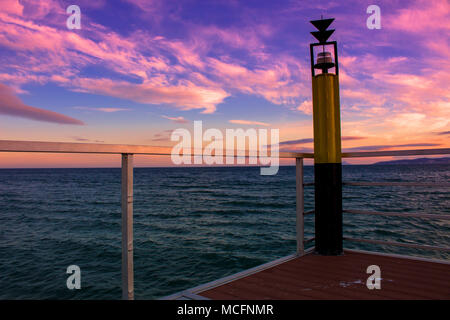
(193, 250, 450, 300)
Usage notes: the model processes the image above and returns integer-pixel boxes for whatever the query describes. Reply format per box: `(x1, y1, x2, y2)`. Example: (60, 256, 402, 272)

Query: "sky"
(0, 0, 449, 167)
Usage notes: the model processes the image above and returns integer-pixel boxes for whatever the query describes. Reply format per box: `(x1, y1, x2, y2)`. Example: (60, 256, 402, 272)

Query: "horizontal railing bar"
(296, 154, 314, 158)
(0, 140, 173, 155)
(2, 141, 449, 159)
(342, 148, 450, 158)
(0, 140, 310, 158)
(303, 237, 315, 244)
(344, 181, 450, 187)
(343, 237, 450, 252)
(303, 181, 450, 187)
(304, 210, 315, 216)
(344, 209, 450, 220)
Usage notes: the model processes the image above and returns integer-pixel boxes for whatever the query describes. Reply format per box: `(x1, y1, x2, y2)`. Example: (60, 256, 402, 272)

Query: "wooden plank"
(345, 248, 450, 266)
(121, 154, 134, 300)
(276, 254, 448, 298)
(189, 254, 300, 294)
(198, 251, 450, 300)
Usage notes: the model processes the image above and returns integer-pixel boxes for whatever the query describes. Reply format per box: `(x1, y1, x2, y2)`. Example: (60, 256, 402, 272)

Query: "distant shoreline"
(372, 157, 450, 165)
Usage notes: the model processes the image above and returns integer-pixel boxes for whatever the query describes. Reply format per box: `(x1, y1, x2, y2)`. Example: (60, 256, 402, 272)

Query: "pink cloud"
(165, 41, 206, 69)
(192, 24, 273, 59)
(74, 107, 130, 113)
(229, 120, 270, 127)
(385, 0, 450, 32)
(20, 0, 63, 20)
(72, 78, 228, 114)
(206, 56, 308, 106)
(124, 0, 161, 12)
(0, 83, 84, 125)
(0, 0, 448, 130)
(71, 136, 105, 143)
(3, 0, 23, 15)
(0, 3, 310, 114)
(297, 100, 312, 115)
(162, 115, 189, 124)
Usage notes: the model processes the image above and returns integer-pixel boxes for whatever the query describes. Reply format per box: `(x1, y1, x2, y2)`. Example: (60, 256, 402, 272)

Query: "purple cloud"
(280, 136, 365, 146)
(0, 83, 84, 125)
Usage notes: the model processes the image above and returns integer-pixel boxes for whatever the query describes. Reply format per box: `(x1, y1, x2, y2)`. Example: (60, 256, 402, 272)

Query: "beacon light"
(309, 17, 343, 255)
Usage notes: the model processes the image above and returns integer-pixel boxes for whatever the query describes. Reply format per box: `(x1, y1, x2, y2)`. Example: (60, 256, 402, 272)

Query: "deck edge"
(344, 248, 450, 265)
(159, 248, 314, 300)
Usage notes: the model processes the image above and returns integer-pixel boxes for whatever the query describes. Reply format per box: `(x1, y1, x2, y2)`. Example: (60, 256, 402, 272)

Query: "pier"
(0, 140, 449, 299)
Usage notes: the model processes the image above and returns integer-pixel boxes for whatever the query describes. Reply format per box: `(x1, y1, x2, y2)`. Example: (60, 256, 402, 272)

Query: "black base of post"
(314, 163, 343, 255)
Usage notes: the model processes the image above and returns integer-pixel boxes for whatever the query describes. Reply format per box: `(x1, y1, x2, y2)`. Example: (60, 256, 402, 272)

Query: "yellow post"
(309, 17, 343, 255)
(312, 74, 342, 165)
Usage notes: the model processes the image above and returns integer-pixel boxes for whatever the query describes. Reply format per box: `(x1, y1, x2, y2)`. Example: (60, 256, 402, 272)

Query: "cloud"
(71, 137, 104, 143)
(162, 115, 189, 123)
(343, 143, 441, 152)
(297, 100, 312, 115)
(151, 129, 174, 142)
(342, 136, 366, 141)
(124, 0, 162, 13)
(74, 106, 130, 112)
(0, 83, 84, 125)
(279, 146, 314, 153)
(385, 0, 450, 33)
(0, 3, 310, 113)
(0, 9, 228, 113)
(280, 138, 313, 146)
(3, 0, 23, 15)
(72, 78, 228, 114)
(207, 56, 308, 106)
(229, 120, 270, 126)
(280, 136, 365, 146)
(0, 0, 449, 144)
(437, 131, 450, 135)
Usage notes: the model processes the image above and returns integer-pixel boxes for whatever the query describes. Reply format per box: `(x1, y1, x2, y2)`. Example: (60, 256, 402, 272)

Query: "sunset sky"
(0, 0, 449, 167)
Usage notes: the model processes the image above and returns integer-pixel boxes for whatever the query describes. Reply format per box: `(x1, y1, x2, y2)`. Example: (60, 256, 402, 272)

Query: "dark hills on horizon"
(372, 157, 450, 165)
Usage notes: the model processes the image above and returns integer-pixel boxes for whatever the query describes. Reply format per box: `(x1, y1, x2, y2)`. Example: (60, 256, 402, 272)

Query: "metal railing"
(1, 140, 449, 299)
(295, 147, 450, 256)
(0, 140, 308, 300)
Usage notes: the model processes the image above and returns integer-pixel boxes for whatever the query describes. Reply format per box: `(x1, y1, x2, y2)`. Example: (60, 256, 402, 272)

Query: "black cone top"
(310, 18, 334, 31)
(311, 30, 334, 43)
(310, 18, 335, 43)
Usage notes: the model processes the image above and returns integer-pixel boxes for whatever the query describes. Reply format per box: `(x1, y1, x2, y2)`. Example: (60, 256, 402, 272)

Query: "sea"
(0, 164, 448, 299)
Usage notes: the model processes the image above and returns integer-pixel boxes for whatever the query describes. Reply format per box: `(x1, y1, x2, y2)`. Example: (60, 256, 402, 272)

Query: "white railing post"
(121, 153, 134, 300)
(296, 157, 305, 256)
